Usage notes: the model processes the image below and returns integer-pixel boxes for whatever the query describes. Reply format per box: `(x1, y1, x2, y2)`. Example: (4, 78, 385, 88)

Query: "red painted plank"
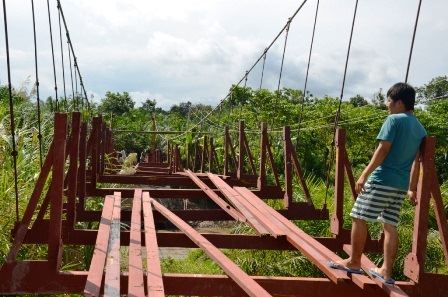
(234, 187, 351, 283)
(142, 192, 165, 297)
(48, 113, 68, 270)
(207, 173, 281, 237)
(104, 192, 121, 297)
(128, 189, 145, 297)
(150, 198, 272, 297)
(84, 194, 116, 296)
(184, 169, 246, 222)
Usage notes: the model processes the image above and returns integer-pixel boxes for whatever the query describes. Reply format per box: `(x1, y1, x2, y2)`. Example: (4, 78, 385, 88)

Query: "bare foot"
(333, 259, 361, 271)
(369, 267, 395, 284)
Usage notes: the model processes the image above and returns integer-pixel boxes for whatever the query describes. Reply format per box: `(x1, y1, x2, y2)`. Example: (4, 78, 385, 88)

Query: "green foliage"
(99, 91, 135, 115)
(1, 75, 448, 280)
(416, 75, 448, 104)
(350, 94, 369, 107)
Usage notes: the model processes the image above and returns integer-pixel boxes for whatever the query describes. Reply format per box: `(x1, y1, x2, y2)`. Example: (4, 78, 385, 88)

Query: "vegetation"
(1, 76, 447, 282)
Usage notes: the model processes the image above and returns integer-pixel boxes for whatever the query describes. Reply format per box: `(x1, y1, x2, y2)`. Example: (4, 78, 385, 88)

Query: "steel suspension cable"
(405, 0, 422, 83)
(67, 39, 76, 109)
(47, 0, 59, 111)
(74, 59, 79, 108)
(57, 1, 68, 108)
(167, 0, 308, 142)
(259, 49, 267, 90)
(31, 0, 43, 168)
(57, 0, 90, 110)
(240, 71, 249, 120)
(2, 0, 20, 222)
(272, 18, 291, 130)
(296, 0, 320, 150)
(324, 0, 359, 206)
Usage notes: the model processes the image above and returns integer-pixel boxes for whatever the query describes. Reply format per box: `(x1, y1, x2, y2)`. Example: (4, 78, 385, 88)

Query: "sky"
(0, 0, 447, 110)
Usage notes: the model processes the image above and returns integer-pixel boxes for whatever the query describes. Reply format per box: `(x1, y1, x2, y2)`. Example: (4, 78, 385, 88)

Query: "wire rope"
(405, 0, 422, 83)
(47, 0, 59, 111)
(57, 1, 68, 108)
(324, 0, 359, 206)
(272, 18, 291, 130)
(31, 0, 43, 167)
(259, 49, 267, 91)
(67, 37, 76, 109)
(166, 0, 308, 141)
(296, 0, 320, 149)
(2, 0, 20, 222)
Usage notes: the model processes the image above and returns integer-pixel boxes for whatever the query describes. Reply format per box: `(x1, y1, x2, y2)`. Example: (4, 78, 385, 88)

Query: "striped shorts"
(350, 182, 407, 227)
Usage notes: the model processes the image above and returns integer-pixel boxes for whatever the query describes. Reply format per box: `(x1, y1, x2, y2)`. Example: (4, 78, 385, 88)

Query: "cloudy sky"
(1, 0, 447, 110)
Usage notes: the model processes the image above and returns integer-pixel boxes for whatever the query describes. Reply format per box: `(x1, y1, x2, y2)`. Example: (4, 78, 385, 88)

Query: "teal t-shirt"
(369, 113, 427, 191)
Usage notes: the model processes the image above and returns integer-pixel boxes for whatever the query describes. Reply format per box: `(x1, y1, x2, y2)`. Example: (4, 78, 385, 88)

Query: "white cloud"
(0, 0, 446, 111)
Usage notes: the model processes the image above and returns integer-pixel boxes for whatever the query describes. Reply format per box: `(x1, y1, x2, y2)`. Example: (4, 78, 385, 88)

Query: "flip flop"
(327, 261, 364, 274)
(369, 268, 395, 284)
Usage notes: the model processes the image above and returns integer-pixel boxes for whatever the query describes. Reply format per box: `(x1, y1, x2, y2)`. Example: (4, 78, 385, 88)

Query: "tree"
(170, 101, 192, 117)
(371, 88, 386, 110)
(349, 94, 368, 107)
(99, 91, 135, 115)
(416, 76, 448, 105)
(140, 98, 157, 114)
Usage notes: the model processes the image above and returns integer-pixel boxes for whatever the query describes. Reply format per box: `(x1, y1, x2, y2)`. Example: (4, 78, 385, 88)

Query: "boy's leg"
(349, 217, 368, 266)
(377, 223, 399, 280)
(335, 217, 367, 270)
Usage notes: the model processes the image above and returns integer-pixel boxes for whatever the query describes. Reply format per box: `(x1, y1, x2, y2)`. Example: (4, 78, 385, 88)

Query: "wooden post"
(330, 129, 345, 235)
(283, 126, 293, 208)
(48, 113, 67, 271)
(404, 137, 434, 283)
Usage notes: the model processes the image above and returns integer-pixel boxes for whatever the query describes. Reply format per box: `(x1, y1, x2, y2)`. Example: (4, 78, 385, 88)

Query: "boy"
(329, 82, 427, 284)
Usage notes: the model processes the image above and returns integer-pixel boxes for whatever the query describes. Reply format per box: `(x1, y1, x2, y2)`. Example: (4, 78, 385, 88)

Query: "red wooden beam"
(404, 137, 433, 283)
(208, 173, 283, 237)
(104, 192, 121, 296)
(84, 194, 116, 296)
(48, 113, 68, 271)
(185, 169, 246, 222)
(128, 189, 145, 297)
(234, 187, 353, 284)
(150, 198, 273, 297)
(142, 191, 165, 296)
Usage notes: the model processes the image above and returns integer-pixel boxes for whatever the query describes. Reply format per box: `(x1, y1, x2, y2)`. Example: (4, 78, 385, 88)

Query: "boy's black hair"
(386, 82, 416, 111)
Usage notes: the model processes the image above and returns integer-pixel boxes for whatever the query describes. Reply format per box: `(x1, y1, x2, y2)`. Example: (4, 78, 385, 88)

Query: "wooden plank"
(208, 173, 282, 237)
(84, 194, 116, 297)
(128, 189, 145, 297)
(104, 192, 121, 297)
(184, 169, 246, 222)
(142, 192, 165, 297)
(150, 198, 272, 297)
(344, 245, 410, 297)
(234, 187, 352, 283)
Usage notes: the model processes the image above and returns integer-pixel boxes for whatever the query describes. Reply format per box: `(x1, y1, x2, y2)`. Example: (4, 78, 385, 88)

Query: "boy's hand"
(407, 190, 418, 206)
(355, 175, 368, 194)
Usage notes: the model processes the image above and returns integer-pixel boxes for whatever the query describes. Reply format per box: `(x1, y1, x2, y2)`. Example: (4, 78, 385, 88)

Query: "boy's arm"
(408, 152, 421, 205)
(356, 140, 392, 193)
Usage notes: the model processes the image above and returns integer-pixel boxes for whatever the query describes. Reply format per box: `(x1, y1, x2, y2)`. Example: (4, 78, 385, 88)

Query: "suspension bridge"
(1, 0, 447, 296)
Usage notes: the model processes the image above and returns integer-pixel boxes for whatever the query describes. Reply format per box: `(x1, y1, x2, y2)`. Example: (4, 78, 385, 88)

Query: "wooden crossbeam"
(185, 169, 246, 221)
(104, 192, 121, 297)
(150, 198, 273, 297)
(207, 173, 283, 237)
(84, 194, 117, 296)
(234, 187, 353, 284)
(128, 189, 145, 297)
(142, 191, 165, 296)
